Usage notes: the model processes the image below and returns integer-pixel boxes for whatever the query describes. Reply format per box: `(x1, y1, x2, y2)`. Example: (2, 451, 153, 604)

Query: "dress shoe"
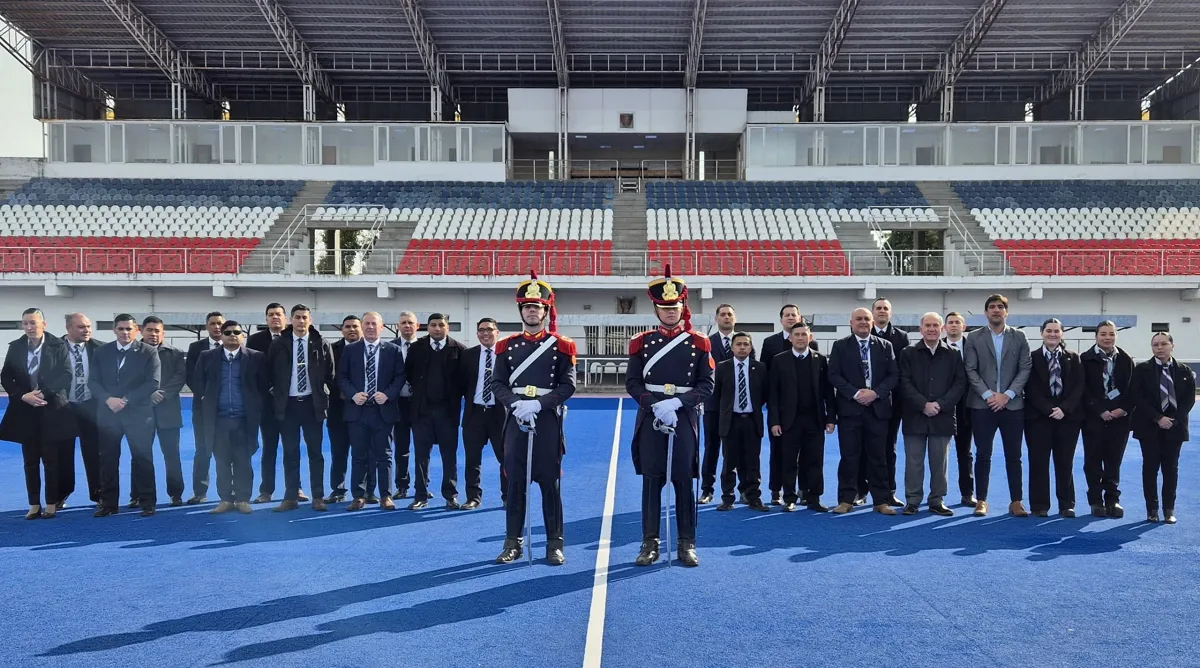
(546, 540, 566, 566)
(770, 492, 782, 506)
(832, 502, 854, 514)
(252, 493, 272, 504)
(25, 506, 41, 520)
(698, 492, 714, 504)
(186, 495, 208, 506)
(806, 501, 830, 513)
(1061, 507, 1077, 518)
(1147, 511, 1160, 523)
(273, 500, 299, 513)
(347, 499, 367, 511)
(1009, 501, 1030, 517)
(747, 501, 770, 513)
(635, 539, 660, 566)
(459, 500, 480, 510)
(902, 504, 918, 515)
(94, 506, 119, 518)
(853, 496, 867, 507)
(381, 497, 397, 510)
(127, 499, 141, 509)
(929, 503, 954, 517)
(324, 493, 346, 504)
(961, 495, 978, 508)
(55, 500, 66, 511)
(408, 499, 428, 510)
(170, 496, 183, 507)
(1164, 509, 1177, 524)
(446, 499, 461, 510)
(235, 502, 253, 514)
(874, 504, 897, 516)
(716, 501, 735, 511)
(1107, 504, 1124, 519)
(783, 502, 797, 512)
(495, 538, 523, 564)
(888, 496, 905, 508)
(140, 507, 156, 517)
(1091, 504, 1107, 518)
(677, 540, 700, 567)
(1033, 509, 1049, 518)
(973, 500, 989, 517)
(312, 499, 328, 512)
(41, 506, 57, 519)
(366, 496, 380, 505)
(297, 490, 310, 503)
(396, 488, 409, 499)
(210, 501, 235, 514)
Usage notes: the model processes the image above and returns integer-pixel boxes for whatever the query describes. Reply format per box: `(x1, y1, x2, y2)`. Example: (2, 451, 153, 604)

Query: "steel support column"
(918, 0, 1009, 120)
(799, 0, 861, 117)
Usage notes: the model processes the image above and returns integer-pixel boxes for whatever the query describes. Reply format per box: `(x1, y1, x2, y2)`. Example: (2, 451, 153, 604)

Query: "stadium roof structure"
(1, 0, 1198, 108)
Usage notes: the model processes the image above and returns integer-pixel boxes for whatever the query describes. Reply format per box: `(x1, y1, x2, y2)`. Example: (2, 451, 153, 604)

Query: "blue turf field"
(1, 396, 1198, 667)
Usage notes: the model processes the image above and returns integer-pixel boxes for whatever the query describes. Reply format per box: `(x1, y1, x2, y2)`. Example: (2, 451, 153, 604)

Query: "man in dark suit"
(89, 313, 162, 517)
(713, 331, 768, 512)
(0, 308, 74, 519)
(339, 312, 406, 510)
(193, 320, 267, 514)
(133, 316, 186, 508)
(390, 310, 420, 499)
(61, 312, 103, 509)
(1025, 318, 1085, 518)
(405, 312, 466, 510)
(1079, 320, 1135, 518)
(459, 317, 507, 510)
(325, 315, 362, 503)
(828, 307, 899, 515)
(185, 310, 224, 505)
(898, 313, 966, 516)
(248, 302, 308, 503)
(942, 311, 975, 506)
(758, 304, 819, 506)
(1131, 332, 1195, 524)
(768, 322, 836, 512)
(267, 303, 333, 512)
(700, 303, 737, 504)
(868, 297, 910, 507)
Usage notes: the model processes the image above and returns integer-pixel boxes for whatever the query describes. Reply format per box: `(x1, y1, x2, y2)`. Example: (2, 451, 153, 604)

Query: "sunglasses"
(222, 330, 243, 336)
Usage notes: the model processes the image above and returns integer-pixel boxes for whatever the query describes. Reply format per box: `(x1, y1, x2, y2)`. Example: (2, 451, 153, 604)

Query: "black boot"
(635, 539, 660, 566)
(495, 537, 524, 564)
(678, 540, 699, 567)
(546, 539, 565, 566)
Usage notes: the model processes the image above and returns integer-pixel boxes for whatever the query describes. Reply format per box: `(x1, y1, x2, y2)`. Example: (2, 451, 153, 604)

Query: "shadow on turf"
(0, 503, 502, 551)
(40, 559, 656, 663)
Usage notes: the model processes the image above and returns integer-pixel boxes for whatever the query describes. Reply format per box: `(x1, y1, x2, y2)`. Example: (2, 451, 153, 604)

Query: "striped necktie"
(27, 347, 39, 389)
(1048, 350, 1062, 397)
(858, 340, 871, 388)
(1160, 363, 1177, 412)
(723, 336, 731, 358)
(72, 343, 87, 401)
(737, 361, 749, 412)
(482, 348, 493, 404)
(296, 339, 308, 394)
(365, 343, 377, 396)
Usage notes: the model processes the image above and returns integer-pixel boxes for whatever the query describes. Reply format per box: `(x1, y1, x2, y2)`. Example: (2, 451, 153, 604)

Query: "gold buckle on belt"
(664, 383, 677, 396)
(524, 385, 538, 398)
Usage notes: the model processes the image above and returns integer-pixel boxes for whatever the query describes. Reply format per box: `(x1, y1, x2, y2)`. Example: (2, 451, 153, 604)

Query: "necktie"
(434, 339, 441, 351)
(859, 340, 871, 388)
(1048, 350, 1062, 397)
(737, 361, 749, 412)
(483, 348, 493, 404)
(1102, 350, 1115, 394)
(116, 348, 128, 378)
(402, 340, 409, 358)
(296, 339, 308, 394)
(723, 336, 731, 358)
(27, 348, 39, 388)
(72, 344, 87, 401)
(950, 341, 960, 356)
(212, 340, 220, 350)
(365, 344, 377, 396)
(1160, 364, 1177, 411)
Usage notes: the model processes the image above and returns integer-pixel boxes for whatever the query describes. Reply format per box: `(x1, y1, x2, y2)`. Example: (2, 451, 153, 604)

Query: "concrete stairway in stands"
(363, 219, 418, 274)
(611, 190, 647, 276)
(831, 220, 893, 276)
(917, 181, 1008, 276)
(242, 180, 336, 273)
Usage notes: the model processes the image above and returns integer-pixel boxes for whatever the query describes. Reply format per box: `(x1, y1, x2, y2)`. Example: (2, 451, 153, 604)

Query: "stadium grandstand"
(1, 1, 1200, 662)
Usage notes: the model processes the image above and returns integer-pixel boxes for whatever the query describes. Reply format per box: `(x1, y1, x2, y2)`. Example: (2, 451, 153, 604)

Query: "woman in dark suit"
(1131, 332, 1196, 524)
(0, 309, 75, 519)
(1024, 318, 1084, 518)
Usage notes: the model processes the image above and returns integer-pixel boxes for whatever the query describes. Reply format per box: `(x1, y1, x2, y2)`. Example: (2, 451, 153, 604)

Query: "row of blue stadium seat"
(646, 181, 928, 209)
(24, 178, 301, 187)
(10, 178, 303, 207)
(326, 181, 613, 209)
(953, 180, 1200, 209)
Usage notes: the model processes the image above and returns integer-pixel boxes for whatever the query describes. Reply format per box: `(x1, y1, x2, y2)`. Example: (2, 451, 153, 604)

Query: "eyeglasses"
(477, 327, 497, 333)
(222, 330, 243, 336)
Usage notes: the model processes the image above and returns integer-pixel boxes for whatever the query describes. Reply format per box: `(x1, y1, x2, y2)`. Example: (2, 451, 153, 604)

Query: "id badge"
(1107, 389, 1121, 400)
(524, 385, 538, 398)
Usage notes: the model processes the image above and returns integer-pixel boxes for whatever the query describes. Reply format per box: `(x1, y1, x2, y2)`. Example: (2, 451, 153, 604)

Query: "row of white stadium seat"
(972, 207, 1200, 216)
(4, 205, 283, 215)
(648, 221, 836, 241)
(311, 207, 613, 226)
(0, 226, 270, 239)
(650, 207, 939, 224)
(410, 209, 612, 241)
(974, 212, 1200, 240)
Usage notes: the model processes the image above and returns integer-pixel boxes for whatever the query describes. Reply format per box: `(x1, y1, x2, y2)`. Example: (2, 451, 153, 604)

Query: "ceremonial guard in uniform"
(491, 273, 577, 565)
(626, 268, 714, 567)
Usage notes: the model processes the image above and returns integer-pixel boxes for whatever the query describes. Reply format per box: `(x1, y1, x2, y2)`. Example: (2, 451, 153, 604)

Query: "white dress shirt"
(791, 348, 810, 359)
(853, 334, 873, 396)
(116, 341, 132, 371)
(945, 337, 964, 357)
(289, 335, 311, 397)
(473, 345, 497, 406)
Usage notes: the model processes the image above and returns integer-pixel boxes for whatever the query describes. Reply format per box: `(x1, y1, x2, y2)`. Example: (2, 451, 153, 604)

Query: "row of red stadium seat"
(397, 250, 614, 276)
(648, 240, 841, 251)
(647, 252, 849, 276)
(999, 249, 1200, 275)
(408, 240, 611, 251)
(0, 237, 259, 249)
(998, 240, 1200, 249)
(0, 248, 253, 274)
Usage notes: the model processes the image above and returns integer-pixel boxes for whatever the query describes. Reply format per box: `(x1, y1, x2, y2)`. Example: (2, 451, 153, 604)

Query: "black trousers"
(463, 404, 506, 504)
(412, 405, 460, 502)
(280, 397, 325, 502)
(767, 432, 783, 495)
(191, 398, 214, 498)
(635, 414, 698, 542)
(1026, 418, 1080, 513)
(503, 411, 564, 544)
(1141, 431, 1183, 511)
(130, 425, 184, 502)
(971, 407, 1025, 503)
(64, 399, 101, 502)
(719, 414, 762, 503)
(327, 413, 354, 496)
(1081, 421, 1130, 507)
(97, 414, 156, 510)
(783, 419, 824, 505)
(392, 396, 413, 493)
(858, 414, 901, 498)
(954, 403, 974, 498)
(350, 407, 394, 500)
(258, 405, 283, 496)
(701, 409, 721, 495)
(212, 416, 256, 503)
(23, 435, 64, 507)
(837, 414, 889, 506)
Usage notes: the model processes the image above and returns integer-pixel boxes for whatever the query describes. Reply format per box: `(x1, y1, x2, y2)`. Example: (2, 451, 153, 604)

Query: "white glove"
(512, 400, 541, 420)
(651, 398, 682, 424)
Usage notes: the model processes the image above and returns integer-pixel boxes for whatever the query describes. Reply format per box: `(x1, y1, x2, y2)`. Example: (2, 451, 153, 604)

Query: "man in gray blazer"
(963, 294, 1032, 518)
